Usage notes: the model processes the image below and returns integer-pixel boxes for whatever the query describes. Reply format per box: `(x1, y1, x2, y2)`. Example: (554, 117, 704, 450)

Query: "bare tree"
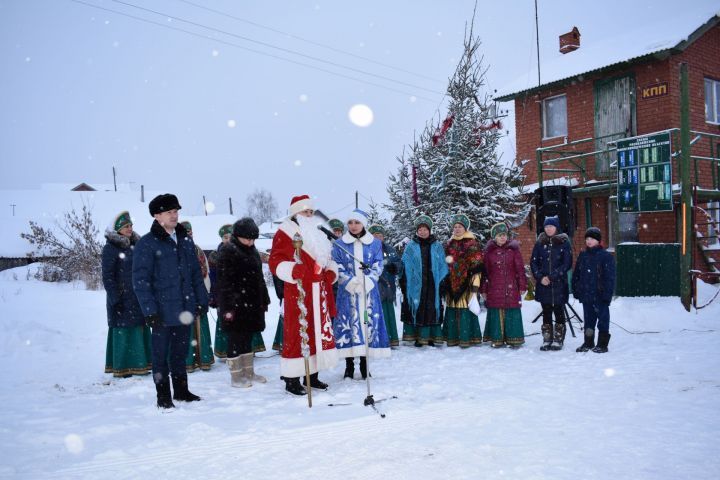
(21, 204, 103, 289)
(245, 188, 279, 226)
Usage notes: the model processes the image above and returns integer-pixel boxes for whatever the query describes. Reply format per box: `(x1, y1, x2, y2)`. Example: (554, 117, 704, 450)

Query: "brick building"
(495, 14, 720, 276)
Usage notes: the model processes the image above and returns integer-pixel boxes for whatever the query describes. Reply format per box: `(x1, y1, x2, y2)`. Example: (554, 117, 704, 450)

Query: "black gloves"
(145, 314, 162, 329)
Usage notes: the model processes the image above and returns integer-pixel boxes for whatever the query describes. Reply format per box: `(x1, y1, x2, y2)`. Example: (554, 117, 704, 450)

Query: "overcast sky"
(1, 0, 717, 217)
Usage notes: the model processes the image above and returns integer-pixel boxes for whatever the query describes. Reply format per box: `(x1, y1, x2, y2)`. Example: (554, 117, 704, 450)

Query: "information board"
(616, 132, 673, 212)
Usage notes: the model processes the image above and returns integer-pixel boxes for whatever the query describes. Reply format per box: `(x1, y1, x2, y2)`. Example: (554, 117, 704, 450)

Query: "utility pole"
(140, 185, 145, 202)
(679, 63, 692, 311)
(10, 204, 16, 216)
(203, 195, 208, 216)
(229, 197, 234, 215)
(355, 191, 359, 209)
(112, 166, 117, 192)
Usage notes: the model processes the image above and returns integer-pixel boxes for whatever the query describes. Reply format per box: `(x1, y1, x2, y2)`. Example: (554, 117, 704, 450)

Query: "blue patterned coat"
(332, 231, 390, 358)
(402, 236, 449, 325)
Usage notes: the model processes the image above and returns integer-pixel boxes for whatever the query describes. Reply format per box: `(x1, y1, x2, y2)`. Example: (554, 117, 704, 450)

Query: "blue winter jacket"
(132, 221, 209, 326)
(571, 245, 616, 304)
(101, 230, 144, 328)
(531, 232, 573, 305)
(378, 241, 402, 303)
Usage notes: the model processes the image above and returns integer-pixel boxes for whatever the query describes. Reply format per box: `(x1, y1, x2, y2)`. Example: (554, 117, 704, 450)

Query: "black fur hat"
(149, 194, 182, 216)
(233, 217, 259, 240)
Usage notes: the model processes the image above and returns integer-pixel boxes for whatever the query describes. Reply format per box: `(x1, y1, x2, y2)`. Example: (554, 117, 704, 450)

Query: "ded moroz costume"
(268, 195, 339, 395)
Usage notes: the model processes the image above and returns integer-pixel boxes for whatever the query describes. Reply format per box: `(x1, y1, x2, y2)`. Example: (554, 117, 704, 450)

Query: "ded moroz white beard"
(295, 215, 332, 268)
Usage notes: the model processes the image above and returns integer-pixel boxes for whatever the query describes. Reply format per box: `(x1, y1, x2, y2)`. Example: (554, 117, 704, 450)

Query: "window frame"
(542, 93, 568, 140)
(705, 77, 720, 125)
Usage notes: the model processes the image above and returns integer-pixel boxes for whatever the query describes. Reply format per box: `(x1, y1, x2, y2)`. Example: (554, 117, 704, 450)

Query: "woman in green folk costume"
(481, 222, 527, 348)
(101, 211, 152, 377)
(180, 221, 215, 371)
(442, 214, 484, 348)
(400, 215, 449, 346)
(210, 224, 266, 360)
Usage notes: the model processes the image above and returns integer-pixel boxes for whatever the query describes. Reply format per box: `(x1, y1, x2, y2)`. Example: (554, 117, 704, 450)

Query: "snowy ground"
(0, 264, 719, 479)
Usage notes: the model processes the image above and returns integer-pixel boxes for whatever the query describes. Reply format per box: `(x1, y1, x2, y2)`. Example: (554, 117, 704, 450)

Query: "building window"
(706, 78, 720, 124)
(542, 94, 567, 139)
(584, 198, 592, 228)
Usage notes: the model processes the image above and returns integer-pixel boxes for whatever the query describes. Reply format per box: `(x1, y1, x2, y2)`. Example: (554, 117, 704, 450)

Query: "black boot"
(285, 377, 307, 396)
(155, 378, 175, 409)
(303, 372, 328, 390)
(344, 357, 355, 379)
(592, 332, 611, 353)
(359, 356, 369, 380)
(576, 328, 595, 352)
(171, 374, 201, 402)
(549, 322, 566, 351)
(539, 324, 553, 351)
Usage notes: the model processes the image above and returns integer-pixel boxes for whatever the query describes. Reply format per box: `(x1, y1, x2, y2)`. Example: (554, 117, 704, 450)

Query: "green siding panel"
(616, 243, 680, 297)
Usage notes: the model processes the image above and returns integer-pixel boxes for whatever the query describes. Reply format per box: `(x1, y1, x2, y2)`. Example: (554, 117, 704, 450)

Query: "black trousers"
(151, 325, 190, 383)
(541, 303, 566, 325)
(226, 330, 253, 357)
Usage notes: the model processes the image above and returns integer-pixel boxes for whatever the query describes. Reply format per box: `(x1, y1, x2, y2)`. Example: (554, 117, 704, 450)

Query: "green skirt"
(104, 326, 152, 377)
(251, 331, 266, 353)
(186, 313, 215, 372)
(214, 320, 228, 358)
(483, 308, 525, 347)
(402, 323, 444, 345)
(381, 301, 399, 346)
(272, 313, 284, 351)
(214, 322, 265, 358)
(442, 307, 482, 347)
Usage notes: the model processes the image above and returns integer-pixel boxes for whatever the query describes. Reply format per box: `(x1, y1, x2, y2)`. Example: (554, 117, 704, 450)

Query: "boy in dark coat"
(572, 227, 616, 353)
(531, 216, 573, 351)
(216, 218, 271, 387)
(132, 194, 209, 409)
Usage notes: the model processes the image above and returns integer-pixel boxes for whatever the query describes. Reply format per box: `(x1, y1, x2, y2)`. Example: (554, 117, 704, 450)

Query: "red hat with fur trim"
(289, 195, 314, 216)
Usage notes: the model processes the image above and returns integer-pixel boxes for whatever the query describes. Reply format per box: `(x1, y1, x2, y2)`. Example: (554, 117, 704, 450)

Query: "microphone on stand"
(317, 224, 339, 241)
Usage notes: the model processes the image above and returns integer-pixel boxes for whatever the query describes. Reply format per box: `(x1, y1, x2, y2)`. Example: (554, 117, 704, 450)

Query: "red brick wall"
(510, 23, 720, 265)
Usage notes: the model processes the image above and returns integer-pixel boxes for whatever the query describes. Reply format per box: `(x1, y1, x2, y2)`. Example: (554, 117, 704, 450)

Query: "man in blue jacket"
(133, 194, 209, 409)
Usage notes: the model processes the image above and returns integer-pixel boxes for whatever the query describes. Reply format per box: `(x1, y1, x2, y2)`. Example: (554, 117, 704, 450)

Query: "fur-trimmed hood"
(537, 232, 570, 246)
(485, 238, 520, 253)
(104, 228, 140, 248)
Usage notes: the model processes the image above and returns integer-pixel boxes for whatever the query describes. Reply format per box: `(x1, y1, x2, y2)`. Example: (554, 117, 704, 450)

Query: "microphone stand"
(318, 227, 387, 416)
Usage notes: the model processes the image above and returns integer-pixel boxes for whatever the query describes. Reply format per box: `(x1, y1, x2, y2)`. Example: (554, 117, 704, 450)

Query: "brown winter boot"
(539, 324, 553, 351)
(549, 322, 566, 351)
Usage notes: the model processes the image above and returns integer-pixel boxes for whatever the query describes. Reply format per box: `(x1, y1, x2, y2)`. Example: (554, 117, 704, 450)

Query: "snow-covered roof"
(0, 187, 241, 256)
(510, 177, 579, 196)
(495, 11, 720, 101)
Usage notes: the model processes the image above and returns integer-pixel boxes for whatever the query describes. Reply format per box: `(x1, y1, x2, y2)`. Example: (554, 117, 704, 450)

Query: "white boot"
(227, 355, 251, 388)
(241, 353, 266, 383)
